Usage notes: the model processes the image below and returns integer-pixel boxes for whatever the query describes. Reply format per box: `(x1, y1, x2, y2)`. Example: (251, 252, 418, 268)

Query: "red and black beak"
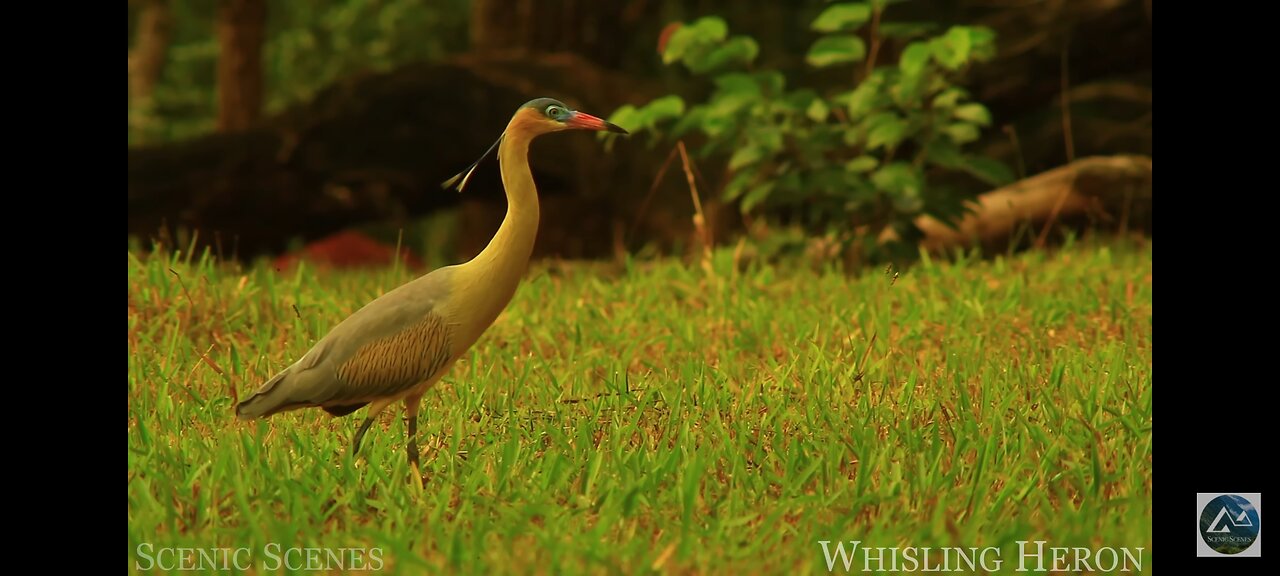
(565, 111, 628, 134)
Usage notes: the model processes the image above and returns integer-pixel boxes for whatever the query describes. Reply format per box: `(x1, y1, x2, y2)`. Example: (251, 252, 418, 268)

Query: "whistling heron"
(236, 98, 627, 470)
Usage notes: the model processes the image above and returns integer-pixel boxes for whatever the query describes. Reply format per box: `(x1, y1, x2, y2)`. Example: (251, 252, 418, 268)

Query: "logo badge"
(1197, 493, 1262, 557)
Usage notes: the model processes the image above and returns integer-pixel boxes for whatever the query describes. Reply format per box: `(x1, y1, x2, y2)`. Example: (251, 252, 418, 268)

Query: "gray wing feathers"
(332, 314, 452, 399)
(234, 365, 295, 418)
(235, 268, 456, 419)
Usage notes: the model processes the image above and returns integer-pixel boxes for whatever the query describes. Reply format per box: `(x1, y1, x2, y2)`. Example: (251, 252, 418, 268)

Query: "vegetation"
(127, 3, 1153, 572)
(128, 238, 1153, 573)
(128, 1, 1150, 262)
(607, 2, 1013, 261)
(128, 0, 468, 143)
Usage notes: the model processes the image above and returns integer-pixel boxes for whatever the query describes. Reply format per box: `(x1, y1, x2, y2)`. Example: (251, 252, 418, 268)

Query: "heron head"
(517, 98, 629, 136)
(442, 98, 629, 192)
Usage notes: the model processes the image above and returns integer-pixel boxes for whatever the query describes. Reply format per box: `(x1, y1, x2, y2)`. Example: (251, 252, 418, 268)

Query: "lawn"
(127, 239, 1153, 574)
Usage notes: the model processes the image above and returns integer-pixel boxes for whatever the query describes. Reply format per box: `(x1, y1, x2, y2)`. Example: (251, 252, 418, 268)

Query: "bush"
(604, 1, 1012, 261)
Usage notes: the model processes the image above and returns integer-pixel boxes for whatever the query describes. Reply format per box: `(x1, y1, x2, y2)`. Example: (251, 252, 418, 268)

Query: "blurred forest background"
(127, 0, 1152, 270)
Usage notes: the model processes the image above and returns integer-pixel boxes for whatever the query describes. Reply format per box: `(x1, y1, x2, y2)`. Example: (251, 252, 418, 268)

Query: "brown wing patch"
(334, 314, 451, 399)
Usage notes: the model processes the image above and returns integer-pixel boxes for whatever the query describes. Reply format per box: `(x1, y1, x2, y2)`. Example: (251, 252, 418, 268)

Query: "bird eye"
(546, 106, 564, 119)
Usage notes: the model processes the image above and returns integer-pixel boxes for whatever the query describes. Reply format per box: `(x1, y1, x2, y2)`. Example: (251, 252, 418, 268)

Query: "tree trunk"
(128, 0, 172, 107)
(216, 0, 265, 133)
(128, 0, 173, 143)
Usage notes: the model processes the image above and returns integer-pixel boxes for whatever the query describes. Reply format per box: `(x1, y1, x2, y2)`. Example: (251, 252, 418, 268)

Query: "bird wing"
(314, 268, 458, 403)
(329, 310, 453, 401)
(238, 268, 458, 416)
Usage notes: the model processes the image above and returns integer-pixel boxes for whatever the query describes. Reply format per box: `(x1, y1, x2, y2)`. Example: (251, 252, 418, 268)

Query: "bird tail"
(235, 367, 305, 419)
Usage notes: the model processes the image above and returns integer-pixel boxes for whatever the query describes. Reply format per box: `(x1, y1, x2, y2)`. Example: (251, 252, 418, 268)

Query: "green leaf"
(724, 169, 756, 201)
(931, 88, 968, 109)
(932, 26, 973, 71)
(753, 71, 787, 96)
(637, 96, 685, 134)
(741, 181, 777, 213)
(691, 16, 729, 42)
(707, 73, 762, 119)
(924, 140, 965, 168)
(753, 128, 785, 154)
(662, 25, 698, 65)
(871, 163, 919, 192)
(689, 36, 759, 73)
(847, 78, 886, 118)
(729, 145, 765, 171)
(713, 72, 760, 94)
(861, 111, 898, 131)
(807, 98, 830, 122)
(943, 122, 980, 144)
(662, 16, 729, 66)
(670, 106, 706, 138)
(783, 89, 818, 113)
(604, 105, 640, 133)
(829, 90, 855, 108)
(872, 162, 924, 212)
(953, 103, 991, 126)
(842, 125, 864, 146)
(811, 3, 872, 32)
(899, 42, 932, 77)
(679, 49, 712, 73)
(799, 125, 842, 156)
(700, 114, 738, 139)
(806, 35, 867, 68)
(844, 155, 879, 173)
(967, 27, 998, 61)
(893, 71, 927, 106)
(959, 156, 1014, 186)
(865, 114, 909, 150)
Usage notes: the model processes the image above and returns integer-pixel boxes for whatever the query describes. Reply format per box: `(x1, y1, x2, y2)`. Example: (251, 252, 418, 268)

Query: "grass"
(127, 238, 1152, 575)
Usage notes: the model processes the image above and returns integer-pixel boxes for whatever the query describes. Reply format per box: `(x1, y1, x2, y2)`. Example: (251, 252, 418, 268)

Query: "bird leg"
(349, 400, 393, 459)
(404, 393, 425, 474)
(352, 416, 375, 456)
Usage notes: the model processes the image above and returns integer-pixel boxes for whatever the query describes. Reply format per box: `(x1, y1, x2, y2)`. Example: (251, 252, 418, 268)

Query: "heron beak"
(566, 111, 628, 134)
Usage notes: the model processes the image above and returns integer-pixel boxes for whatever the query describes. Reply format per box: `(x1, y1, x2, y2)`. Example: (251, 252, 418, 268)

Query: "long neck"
(470, 131, 539, 277)
(451, 129, 540, 346)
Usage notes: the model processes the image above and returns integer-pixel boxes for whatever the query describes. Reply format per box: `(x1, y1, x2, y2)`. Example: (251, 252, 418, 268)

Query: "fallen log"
(912, 154, 1152, 253)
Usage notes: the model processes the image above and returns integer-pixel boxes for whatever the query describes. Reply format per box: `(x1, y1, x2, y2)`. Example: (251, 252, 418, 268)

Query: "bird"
(235, 98, 628, 472)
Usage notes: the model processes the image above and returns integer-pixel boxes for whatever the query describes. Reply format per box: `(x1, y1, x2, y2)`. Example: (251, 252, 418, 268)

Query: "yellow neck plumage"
(449, 116, 541, 353)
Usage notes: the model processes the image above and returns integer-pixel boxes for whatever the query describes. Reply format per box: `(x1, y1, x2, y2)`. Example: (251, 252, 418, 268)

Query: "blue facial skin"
(522, 97, 572, 122)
